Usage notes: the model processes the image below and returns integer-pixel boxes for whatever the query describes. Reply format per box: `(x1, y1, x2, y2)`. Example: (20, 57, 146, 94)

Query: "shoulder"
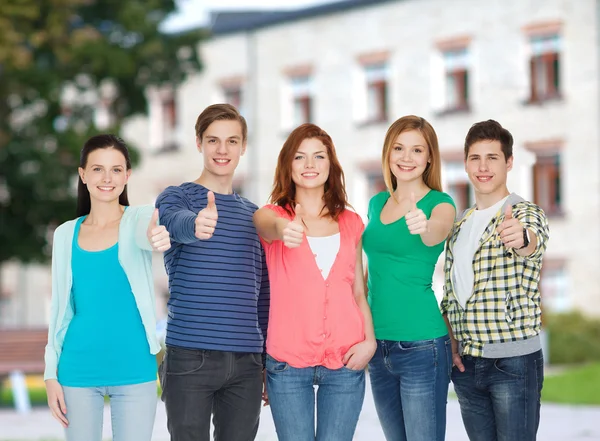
(427, 190, 456, 208)
(123, 205, 154, 223)
(237, 195, 259, 212)
(156, 183, 197, 204)
(507, 196, 547, 222)
(261, 203, 291, 218)
(342, 208, 364, 225)
(53, 218, 79, 239)
(368, 191, 389, 211)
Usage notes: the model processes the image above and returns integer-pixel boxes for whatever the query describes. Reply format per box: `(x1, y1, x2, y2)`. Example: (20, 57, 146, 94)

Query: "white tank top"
(306, 233, 341, 279)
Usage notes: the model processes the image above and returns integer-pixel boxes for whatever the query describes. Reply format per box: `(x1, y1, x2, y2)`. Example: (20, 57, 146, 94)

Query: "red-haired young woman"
(253, 123, 376, 441)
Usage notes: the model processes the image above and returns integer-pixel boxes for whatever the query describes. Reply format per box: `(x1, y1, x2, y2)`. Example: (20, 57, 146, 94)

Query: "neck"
(295, 186, 326, 217)
(196, 170, 234, 194)
(393, 179, 429, 200)
(86, 200, 124, 226)
(475, 187, 510, 210)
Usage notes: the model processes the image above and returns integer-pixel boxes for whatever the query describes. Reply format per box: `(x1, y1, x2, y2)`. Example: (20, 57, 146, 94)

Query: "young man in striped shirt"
(442, 120, 549, 441)
(156, 104, 269, 441)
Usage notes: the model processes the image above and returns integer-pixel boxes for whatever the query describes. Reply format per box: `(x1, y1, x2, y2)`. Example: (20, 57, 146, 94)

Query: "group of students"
(44, 103, 549, 441)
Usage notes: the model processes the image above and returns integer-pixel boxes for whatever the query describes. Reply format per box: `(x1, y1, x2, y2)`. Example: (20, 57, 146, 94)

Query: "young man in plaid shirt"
(442, 120, 550, 441)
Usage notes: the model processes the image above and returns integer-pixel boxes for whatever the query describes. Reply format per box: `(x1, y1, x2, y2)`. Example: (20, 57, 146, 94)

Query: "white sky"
(162, 0, 343, 33)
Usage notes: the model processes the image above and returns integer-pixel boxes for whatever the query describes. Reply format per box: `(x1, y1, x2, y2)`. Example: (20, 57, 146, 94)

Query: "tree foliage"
(0, 0, 203, 264)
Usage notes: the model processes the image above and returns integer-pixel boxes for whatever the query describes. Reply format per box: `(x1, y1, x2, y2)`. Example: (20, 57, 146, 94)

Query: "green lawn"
(542, 362, 600, 405)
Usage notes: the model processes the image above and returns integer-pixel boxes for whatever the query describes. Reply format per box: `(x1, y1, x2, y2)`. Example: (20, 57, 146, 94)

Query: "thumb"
(505, 205, 513, 220)
(207, 191, 217, 211)
(342, 348, 353, 364)
(150, 208, 159, 227)
(58, 393, 67, 414)
(410, 192, 418, 211)
(294, 204, 303, 223)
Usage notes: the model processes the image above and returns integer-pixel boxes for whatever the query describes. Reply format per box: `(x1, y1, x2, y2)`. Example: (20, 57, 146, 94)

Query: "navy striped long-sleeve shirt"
(156, 182, 270, 354)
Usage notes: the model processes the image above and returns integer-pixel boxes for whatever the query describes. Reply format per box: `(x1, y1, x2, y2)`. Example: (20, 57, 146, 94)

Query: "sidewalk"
(1, 378, 599, 440)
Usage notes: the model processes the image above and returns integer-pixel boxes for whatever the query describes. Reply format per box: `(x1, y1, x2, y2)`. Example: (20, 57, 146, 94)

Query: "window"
(529, 34, 561, 102)
(162, 96, 176, 129)
(223, 85, 243, 112)
(533, 152, 562, 216)
(290, 76, 312, 126)
(364, 63, 388, 123)
(366, 171, 386, 197)
(444, 159, 473, 213)
(540, 260, 570, 312)
(443, 48, 469, 112)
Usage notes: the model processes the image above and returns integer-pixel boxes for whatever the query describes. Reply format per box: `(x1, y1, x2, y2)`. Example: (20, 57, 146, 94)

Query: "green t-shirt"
(363, 190, 455, 341)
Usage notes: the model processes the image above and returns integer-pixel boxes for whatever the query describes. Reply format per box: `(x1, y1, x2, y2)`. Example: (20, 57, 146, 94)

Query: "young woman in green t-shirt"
(362, 115, 456, 441)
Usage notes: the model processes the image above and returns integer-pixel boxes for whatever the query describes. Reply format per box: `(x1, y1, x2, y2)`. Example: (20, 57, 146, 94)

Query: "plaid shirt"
(441, 197, 549, 357)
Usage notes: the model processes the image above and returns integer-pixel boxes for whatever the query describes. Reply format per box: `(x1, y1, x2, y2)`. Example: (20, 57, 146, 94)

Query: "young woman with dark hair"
(44, 134, 171, 441)
(253, 123, 376, 441)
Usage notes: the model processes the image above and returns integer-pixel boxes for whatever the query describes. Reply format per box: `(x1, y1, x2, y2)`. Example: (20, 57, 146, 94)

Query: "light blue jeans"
(265, 354, 366, 441)
(62, 381, 157, 441)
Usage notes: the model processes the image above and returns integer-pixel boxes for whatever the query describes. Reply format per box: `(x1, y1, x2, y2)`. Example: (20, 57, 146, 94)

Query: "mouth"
(476, 175, 493, 183)
(396, 165, 416, 172)
(213, 158, 231, 166)
(97, 186, 115, 192)
(301, 172, 319, 179)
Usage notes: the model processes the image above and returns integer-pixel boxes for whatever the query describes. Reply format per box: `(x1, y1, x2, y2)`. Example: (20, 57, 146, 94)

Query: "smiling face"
(465, 139, 513, 198)
(78, 147, 131, 204)
(291, 137, 330, 190)
(388, 129, 430, 185)
(197, 119, 246, 179)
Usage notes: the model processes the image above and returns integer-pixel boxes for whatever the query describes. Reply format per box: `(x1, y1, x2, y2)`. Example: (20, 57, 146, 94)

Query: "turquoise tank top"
(58, 216, 157, 387)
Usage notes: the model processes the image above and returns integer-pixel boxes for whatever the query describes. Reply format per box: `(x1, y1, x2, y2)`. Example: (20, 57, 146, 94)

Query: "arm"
(156, 187, 198, 244)
(253, 206, 289, 243)
(343, 240, 377, 370)
(498, 203, 549, 261)
(44, 228, 69, 427)
(443, 314, 464, 372)
(420, 203, 456, 247)
(258, 248, 270, 364)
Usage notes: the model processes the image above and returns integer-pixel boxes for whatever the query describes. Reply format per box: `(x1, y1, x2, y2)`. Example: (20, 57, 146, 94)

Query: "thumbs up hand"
(195, 191, 219, 240)
(147, 208, 171, 252)
(497, 205, 525, 249)
(405, 192, 429, 235)
(282, 204, 305, 249)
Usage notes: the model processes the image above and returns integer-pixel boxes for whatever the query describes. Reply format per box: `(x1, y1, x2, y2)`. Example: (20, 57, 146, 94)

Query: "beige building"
(125, 0, 599, 316)
(2, 0, 596, 327)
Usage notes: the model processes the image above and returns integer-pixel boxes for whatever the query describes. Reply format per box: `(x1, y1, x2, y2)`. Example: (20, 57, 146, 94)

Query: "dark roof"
(211, 0, 400, 35)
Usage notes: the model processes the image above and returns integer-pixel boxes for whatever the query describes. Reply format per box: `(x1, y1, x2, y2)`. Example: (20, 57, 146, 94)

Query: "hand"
(45, 379, 68, 428)
(405, 192, 428, 235)
(147, 209, 171, 252)
(452, 352, 465, 372)
(195, 191, 218, 240)
(262, 369, 269, 406)
(497, 206, 525, 249)
(342, 339, 377, 370)
(282, 204, 304, 249)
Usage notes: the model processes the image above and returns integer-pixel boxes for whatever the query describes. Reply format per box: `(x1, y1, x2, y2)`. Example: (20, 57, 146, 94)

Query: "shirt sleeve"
(156, 186, 198, 245)
(513, 202, 549, 263)
(258, 247, 270, 366)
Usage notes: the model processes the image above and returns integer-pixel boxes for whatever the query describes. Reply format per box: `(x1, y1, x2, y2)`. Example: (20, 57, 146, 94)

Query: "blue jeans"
(62, 381, 157, 441)
(451, 350, 544, 441)
(368, 335, 452, 441)
(265, 354, 366, 441)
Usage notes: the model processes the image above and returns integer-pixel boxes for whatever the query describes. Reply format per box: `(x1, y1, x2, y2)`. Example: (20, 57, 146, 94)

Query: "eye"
(394, 146, 401, 151)
(229, 139, 238, 144)
(113, 168, 122, 173)
(294, 155, 304, 160)
(316, 155, 325, 159)
(93, 167, 102, 172)
(208, 139, 216, 143)
(414, 148, 422, 153)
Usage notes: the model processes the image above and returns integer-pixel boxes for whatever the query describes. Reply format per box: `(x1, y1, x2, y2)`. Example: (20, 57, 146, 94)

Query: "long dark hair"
(77, 134, 131, 217)
(270, 123, 348, 221)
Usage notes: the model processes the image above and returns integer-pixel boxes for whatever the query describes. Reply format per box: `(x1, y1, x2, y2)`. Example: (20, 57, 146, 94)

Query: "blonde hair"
(381, 115, 442, 196)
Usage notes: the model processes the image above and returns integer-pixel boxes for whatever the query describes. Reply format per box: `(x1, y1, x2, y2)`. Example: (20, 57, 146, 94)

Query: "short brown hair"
(464, 120, 513, 161)
(382, 115, 443, 195)
(194, 103, 248, 142)
(270, 123, 348, 221)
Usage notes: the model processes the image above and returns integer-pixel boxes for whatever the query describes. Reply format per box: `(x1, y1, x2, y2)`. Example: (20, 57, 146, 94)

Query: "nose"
(216, 142, 227, 154)
(305, 157, 315, 168)
(103, 170, 111, 182)
(479, 158, 489, 171)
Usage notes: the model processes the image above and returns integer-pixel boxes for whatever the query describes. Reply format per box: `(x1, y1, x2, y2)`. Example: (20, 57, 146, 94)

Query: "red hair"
(269, 123, 348, 220)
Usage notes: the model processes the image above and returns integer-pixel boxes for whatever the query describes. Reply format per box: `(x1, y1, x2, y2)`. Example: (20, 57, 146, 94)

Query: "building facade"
(125, 0, 599, 315)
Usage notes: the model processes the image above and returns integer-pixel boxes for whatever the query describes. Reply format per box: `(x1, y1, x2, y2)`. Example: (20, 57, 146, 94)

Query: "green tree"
(0, 0, 203, 275)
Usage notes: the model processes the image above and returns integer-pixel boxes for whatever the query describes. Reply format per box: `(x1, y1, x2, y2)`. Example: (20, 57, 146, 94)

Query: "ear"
(241, 140, 247, 156)
(506, 155, 514, 172)
(196, 136, 202, 153)
(125, 168, 132, 182)
(78, 167, 86, 185)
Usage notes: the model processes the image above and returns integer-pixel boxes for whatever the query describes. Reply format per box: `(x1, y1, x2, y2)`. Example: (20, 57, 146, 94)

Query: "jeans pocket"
(166, 347, 206, 376)
(397, 339, 435, 351)
(444, 338, 453, 381)
(266, 354, 288, 373)
(494, 356, 526, 379)
(249, 352, 263, 367)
